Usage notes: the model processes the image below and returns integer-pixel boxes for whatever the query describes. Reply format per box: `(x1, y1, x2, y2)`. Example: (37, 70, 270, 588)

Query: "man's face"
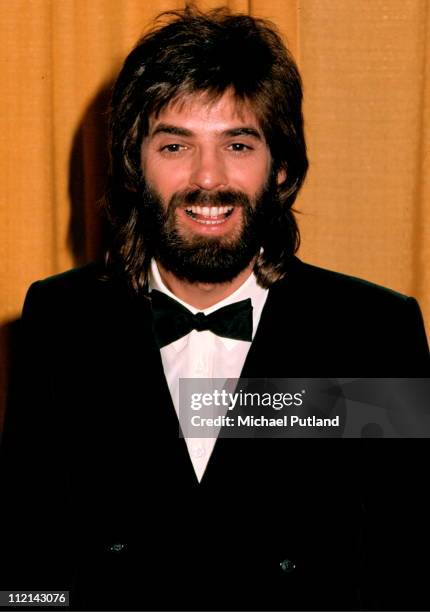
(140, 91, 280, 283)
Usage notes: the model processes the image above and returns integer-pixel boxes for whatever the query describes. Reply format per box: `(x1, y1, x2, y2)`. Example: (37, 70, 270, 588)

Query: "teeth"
(184, 205, 234, 216)
(194, 218, 226, 225)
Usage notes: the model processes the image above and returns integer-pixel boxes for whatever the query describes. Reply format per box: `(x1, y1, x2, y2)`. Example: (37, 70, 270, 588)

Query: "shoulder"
(291, 257, 407, 298)
(26, 261, 108, 294)
(270, 256, 427, 343)
(276, 257, 414, 311)
(268, 258, 429, 373)
(21, 262, 131, 322)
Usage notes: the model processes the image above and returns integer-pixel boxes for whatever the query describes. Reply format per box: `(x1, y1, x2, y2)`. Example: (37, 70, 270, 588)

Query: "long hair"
(104, 5, 308, 291)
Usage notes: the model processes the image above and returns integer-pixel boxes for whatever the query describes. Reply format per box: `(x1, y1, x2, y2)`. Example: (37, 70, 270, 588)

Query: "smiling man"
(1, 5, 430, 612)
(141, 93, 273, 294)
(141, 92, 274, 300)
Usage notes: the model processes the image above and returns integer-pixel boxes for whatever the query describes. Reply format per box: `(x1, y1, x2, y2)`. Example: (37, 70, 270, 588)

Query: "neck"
(156, 260, 256, 309)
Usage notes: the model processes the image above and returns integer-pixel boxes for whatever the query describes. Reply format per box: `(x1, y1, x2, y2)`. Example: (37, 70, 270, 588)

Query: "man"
(1, 6, 429, 611)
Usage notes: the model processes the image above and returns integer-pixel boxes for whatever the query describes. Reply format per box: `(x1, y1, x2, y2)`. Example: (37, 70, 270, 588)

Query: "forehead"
(148, 90, 263, 134)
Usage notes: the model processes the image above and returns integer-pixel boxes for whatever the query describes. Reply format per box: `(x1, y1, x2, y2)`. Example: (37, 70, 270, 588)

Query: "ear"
(277, 167, 287, 185)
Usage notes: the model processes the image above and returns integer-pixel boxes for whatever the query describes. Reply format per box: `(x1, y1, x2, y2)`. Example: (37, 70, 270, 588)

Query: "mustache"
(169, 189, 251, 209)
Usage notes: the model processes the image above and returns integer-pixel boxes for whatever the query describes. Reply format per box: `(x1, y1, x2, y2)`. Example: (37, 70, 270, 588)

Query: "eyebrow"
(223, 127, 262, 140)
(150, 123, 263, 140)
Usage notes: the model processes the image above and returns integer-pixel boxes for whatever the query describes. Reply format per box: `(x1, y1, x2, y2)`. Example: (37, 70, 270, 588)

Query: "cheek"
(144, 161, 187, 199)
(234, 159, 271, 192)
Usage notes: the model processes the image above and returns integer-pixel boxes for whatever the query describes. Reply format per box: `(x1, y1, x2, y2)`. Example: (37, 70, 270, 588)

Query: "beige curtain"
(1, 0, 428, 426)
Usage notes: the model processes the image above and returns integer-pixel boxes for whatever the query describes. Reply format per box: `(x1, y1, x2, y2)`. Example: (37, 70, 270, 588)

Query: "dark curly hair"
(104, 5, 308, 291)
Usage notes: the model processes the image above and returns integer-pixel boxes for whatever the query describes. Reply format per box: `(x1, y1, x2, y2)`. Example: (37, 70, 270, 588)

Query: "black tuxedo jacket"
(1, 257, 429, 611)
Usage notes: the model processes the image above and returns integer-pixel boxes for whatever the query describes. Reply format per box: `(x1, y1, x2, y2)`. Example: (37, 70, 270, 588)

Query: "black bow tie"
(149, 289, 253, 348)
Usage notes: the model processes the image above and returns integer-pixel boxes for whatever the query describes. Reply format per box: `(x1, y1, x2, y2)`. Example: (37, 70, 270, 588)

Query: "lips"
(184, 205, 234, 225)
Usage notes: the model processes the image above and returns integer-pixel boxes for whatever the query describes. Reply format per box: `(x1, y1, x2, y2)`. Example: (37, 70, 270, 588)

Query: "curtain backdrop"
(1, 0, 429, 426)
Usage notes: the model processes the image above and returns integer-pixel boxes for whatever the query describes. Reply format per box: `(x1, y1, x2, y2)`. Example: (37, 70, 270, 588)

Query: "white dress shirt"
(149, 260, 269, 482)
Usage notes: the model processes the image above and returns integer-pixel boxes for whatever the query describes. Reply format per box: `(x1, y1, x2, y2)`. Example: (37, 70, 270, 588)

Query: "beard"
(139, 175, 277, 284)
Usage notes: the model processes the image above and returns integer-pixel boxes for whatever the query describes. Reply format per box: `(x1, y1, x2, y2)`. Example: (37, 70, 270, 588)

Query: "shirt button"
(109, 543, 126, 553)
(192, 447, 206, 459)
(279, 558, 296, 573)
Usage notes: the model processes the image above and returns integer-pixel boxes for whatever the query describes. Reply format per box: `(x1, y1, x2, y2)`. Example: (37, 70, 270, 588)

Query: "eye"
(160, 143, 188, 154)
(228, 143, 253, 153)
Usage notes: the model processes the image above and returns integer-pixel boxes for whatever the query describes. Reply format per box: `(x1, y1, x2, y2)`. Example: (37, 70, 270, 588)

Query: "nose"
(189, 148, 228, 190)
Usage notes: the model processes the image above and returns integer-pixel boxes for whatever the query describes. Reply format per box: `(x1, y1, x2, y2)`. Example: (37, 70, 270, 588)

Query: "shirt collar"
(148, 259, 268, 349)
